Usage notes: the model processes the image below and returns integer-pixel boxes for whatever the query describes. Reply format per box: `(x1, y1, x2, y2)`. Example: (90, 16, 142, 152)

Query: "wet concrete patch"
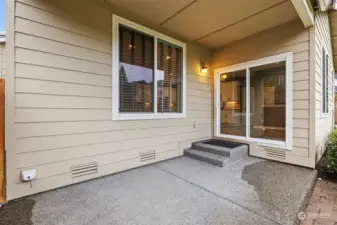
(242, 160, 317, 224)
(0, 198, 35, 225)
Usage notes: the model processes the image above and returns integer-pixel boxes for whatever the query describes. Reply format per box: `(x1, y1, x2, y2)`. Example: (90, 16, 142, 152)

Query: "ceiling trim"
(195, 0, 289, 41)
(160, 0, 198, 25)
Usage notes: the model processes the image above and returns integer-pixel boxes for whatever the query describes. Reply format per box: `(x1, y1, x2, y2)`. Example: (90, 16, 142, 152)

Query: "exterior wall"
(0, 42, 5, 78)
(314, 11, 335, 163)
(7, 0, 213, 200)
(211, 20, 315, 168)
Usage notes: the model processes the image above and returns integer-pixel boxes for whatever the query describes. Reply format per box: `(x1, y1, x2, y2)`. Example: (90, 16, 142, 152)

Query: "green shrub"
(326, 129, 337, 173)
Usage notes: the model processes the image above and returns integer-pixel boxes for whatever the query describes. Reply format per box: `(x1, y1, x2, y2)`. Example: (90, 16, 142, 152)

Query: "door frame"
(214, 52, 293, 150)
(0, 78, 5, 203)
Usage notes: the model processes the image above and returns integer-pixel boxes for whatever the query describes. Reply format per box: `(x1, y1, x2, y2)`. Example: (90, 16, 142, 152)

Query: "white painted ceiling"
(107, 0, 300, 49)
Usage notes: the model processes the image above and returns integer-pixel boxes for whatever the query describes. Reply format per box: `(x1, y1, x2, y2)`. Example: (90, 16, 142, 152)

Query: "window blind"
(119, 26, 154, 113)
(157, 39, 183, 113)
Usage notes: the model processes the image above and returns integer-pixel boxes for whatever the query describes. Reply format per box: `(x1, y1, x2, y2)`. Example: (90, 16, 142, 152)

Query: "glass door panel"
(249, 62, 286, 141)
(220, 70, 246, 137)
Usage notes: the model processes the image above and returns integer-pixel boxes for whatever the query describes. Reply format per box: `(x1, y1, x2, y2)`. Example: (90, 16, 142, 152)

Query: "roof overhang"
(291, 0, 315, 27)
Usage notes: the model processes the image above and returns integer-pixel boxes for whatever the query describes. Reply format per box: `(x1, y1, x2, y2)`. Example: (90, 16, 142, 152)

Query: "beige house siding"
(211, 20, 314, 168)
(0, 43, 5, 78)
(7, 0, 213, 200)
(314, 11, 334, 163)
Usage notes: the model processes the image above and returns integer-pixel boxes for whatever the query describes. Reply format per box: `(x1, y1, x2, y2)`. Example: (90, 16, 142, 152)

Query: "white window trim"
(214, 52, 293, 150)
(321, 46, 329, 118)
(112, 15, 187, 120)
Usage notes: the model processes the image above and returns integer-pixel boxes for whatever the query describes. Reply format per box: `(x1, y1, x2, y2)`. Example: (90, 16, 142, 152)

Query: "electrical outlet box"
(21, 169, 37, 182)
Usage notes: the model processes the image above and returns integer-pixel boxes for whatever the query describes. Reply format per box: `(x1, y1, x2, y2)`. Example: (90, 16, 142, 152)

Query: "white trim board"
(112, 15, 187, 121)
(214, 52, 293, 150)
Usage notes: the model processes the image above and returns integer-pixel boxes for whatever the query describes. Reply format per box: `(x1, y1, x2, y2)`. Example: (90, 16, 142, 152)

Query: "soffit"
(107, 0, 195, 25)
(105, 0, 300, 49)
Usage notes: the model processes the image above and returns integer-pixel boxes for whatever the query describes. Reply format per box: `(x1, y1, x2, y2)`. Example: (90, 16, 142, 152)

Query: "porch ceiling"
(106, 0, 299, 49)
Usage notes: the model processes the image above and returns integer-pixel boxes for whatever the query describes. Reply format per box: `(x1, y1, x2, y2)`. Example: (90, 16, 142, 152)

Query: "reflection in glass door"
(249, 62, 286, 141)
(219, 70, 246, 137)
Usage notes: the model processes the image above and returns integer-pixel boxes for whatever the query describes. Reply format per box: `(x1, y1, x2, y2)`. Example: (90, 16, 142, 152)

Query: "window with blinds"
(113, 15, 186, 120)
(157, 40, 183, 113)
(119, 26, 154, 113)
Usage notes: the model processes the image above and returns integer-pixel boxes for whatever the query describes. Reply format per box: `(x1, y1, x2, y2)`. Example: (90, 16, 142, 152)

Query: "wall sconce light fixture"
(201, 65, 208, 73)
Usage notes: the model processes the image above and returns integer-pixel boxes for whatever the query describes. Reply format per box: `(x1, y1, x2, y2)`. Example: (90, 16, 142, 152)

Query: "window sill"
(112, 113, 186, 121)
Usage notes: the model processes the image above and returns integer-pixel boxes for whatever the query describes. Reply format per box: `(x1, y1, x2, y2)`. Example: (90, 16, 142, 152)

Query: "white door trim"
(214, 52, 293, 150)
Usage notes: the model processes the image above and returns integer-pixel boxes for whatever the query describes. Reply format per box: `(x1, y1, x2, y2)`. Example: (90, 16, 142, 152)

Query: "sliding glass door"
(249, 62, 286, 141)
(215, 53, 292, 148)
(220, 70, 246, 137)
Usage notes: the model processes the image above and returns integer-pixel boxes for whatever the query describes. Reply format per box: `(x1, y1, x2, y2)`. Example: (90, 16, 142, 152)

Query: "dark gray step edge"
(184, 149, 227, 167)
(192, 143, 249, 160)
(192, 142, 230, 157)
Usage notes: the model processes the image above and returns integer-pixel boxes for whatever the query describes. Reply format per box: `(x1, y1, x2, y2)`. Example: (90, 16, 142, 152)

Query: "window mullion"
(246, 68, 250, 139)
(168, 46, 172, 112)
(154, 36, 158, 115)
(161, 42, 164, 113)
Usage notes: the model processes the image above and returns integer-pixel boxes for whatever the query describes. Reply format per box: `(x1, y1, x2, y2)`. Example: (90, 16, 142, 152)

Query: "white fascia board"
(291, 0, 315, 27)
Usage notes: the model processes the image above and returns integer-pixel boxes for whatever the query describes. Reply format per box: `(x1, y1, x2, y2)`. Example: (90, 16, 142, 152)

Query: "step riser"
(184, 151, 224, 167)
(192, 143, 230, 157)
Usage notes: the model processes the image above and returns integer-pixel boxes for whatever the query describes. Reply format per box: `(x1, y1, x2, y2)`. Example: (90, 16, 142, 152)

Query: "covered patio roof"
(102, 0, 300, 49)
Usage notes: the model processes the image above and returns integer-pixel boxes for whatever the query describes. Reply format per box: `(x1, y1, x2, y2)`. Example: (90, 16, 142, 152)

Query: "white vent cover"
(140, 150, 156, 162)
(265, 148, 286, 160)
(71, 162, 98, 178)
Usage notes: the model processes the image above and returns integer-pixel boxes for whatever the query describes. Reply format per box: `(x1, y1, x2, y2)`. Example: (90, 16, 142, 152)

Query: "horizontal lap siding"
(0, 43, 5, 78)
(9, 0, 213, 199)
(211, 20, 310, 158)
(314, 12, 334, 163)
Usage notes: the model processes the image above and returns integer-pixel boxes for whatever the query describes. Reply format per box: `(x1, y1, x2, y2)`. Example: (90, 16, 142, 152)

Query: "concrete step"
(184, 139, 249, 167)
(192, 141, 248, 161)
(192, 142, 230, 157)
(184, 149, 229, 167)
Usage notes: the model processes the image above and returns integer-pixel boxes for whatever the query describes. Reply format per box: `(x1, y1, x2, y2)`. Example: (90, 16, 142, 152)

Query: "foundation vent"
(140, 150, 156, 162)
(71, 162, 98, 178)
(265, 148, 286, 160)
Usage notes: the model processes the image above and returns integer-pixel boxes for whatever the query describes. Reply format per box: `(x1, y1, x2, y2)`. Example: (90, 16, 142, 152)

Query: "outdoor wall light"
(201, 65, 208, 73)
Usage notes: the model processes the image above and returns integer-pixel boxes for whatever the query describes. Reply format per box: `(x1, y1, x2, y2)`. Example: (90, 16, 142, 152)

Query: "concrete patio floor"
(0, 156, 317, 225)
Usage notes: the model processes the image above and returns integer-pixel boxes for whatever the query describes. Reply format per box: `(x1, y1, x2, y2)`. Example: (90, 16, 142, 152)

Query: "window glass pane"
(322, 49, 326, 113)
(119, 25, 154, 113)
(157, 39, 183, 113)
(250, 61, 286, 141)
(220, 70, 246, 137)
